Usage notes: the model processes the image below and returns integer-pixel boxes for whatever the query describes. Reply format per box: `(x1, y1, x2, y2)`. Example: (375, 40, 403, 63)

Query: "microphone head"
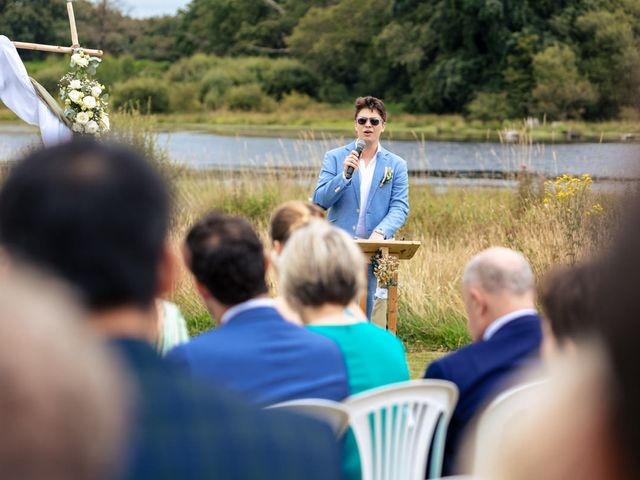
(355, 139, 366, 154)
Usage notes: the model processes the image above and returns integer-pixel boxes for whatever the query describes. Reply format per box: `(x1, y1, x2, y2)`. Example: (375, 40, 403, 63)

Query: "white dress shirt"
(355, 142, 381, 238)
(483, 308, 538, 341)
(0, 36, 72, 146)
(220, 298, 275, 325)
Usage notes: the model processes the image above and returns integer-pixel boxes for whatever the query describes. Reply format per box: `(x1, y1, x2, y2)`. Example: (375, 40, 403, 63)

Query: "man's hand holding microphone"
(343, 139, 366, 180)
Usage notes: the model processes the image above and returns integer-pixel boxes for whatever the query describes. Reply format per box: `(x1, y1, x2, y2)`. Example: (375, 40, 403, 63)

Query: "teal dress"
(307, 322, 410, 480)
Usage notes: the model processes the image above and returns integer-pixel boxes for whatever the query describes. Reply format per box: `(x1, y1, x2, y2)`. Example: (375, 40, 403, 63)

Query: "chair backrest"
(344, 380, 458, 480)
(266, 398, 350, 437)
(472, 380, 545, 473)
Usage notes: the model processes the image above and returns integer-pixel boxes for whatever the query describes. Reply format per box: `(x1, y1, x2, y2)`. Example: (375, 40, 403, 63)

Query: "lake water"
(1, 124, 638, 179)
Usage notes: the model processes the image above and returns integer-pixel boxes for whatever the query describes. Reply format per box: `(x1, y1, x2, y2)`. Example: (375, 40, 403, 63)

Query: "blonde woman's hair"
(279, 220, 365, 308)
(269, 201, 325, 246)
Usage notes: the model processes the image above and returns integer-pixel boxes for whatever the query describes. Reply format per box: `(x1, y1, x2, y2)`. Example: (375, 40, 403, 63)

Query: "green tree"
(531, 44, 598, 120)
(287, 0, 392, 98)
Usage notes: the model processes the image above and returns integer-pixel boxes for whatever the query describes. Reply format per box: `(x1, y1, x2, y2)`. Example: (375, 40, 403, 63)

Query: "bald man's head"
(462, 247, 535, 341)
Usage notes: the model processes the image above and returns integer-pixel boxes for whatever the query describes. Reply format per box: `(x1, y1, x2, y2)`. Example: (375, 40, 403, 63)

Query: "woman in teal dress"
(278, 220, 410, 480)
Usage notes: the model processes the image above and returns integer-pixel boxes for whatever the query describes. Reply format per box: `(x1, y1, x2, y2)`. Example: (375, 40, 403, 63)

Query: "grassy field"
(99, 111, 616, 354)
(127, 142, 606, 358)
(1, 112, 615, 356)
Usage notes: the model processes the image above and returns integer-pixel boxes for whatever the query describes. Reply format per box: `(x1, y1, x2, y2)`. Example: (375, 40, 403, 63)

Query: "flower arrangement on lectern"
(371, 250, 400, 288)
(59, 49, 109, 135)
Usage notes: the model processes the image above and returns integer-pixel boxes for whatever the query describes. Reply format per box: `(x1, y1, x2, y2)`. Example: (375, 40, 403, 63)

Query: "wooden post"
(67, 0, 80, 47)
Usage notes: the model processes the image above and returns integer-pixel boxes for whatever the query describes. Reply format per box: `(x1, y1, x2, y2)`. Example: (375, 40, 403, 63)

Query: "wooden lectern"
(355, 240, 421, 335)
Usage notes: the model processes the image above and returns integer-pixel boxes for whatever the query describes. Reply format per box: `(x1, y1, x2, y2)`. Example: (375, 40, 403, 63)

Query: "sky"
(118, 0, 191, 18)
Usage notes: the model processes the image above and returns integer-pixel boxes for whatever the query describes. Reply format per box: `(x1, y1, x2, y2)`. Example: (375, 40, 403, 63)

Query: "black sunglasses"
(356, 116, 382, 126)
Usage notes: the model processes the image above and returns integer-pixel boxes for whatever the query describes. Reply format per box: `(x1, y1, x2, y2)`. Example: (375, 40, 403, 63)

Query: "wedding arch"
(0, 0, 105, 146)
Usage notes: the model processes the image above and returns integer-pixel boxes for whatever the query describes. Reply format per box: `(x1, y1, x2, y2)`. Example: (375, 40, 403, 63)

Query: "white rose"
(83, 96, 97, 109)
(85, 120, 99, 135)
(76, 111, 90, 124)
(77, 56, 89, 67)
(70, 53, 82, 66)
(68, 90, 83, 104)
(72, 122, 84, 133)
(100, 114, 110, 131)
(69, 80, 82, 89)
(91, 85, 103, 97)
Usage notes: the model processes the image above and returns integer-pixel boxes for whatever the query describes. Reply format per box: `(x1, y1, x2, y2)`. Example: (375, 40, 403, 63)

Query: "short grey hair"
(278, 220, 366, 308)
(463, 247, 534, 295)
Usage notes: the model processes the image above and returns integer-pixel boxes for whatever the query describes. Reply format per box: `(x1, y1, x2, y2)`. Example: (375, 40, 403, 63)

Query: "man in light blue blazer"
(313, 96, 409, 317)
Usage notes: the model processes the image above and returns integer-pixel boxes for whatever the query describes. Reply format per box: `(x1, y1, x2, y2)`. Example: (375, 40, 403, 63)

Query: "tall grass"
(162, 159, 613, 350)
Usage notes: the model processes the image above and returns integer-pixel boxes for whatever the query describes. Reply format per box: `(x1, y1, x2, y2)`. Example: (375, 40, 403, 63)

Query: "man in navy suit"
(424, 247, 542, 475)
(0, 140, 344, 480)
(168, 211, 350, 406)
(313, 96, 409, 317)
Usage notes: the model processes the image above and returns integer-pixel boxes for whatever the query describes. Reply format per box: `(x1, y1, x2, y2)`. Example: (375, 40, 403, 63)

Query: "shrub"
(198, 70, 235, 102)
(466, 92, 516, 121)
(280, 92, 316, 110)
(224, 84, 276, 112)
(203, 90, 225, 110)
(260, 59, 319, 99)
(168, 82, 202, 112)
(32, 63, 67, 95)
(112, 78, 170, 113)
(165, 53, 221, 82)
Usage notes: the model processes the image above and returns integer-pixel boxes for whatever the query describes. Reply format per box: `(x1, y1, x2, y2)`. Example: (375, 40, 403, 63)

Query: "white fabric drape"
(0, 35, 72, 147)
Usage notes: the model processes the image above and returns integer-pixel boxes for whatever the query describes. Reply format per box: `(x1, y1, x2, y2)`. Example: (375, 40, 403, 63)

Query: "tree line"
(2, 0, 639, 120)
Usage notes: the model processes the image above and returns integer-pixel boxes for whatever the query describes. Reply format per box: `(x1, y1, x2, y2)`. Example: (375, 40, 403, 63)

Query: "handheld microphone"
(345, 139, 366, 180)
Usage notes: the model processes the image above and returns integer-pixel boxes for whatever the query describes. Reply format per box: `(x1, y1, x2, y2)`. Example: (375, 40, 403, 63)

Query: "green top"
(157, 301, 190, 356)
(307, 322, 410, 394)
(307, 322, 410, 480)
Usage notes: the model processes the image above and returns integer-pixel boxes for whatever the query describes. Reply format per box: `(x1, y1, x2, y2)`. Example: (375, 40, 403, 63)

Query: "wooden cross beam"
(12, 1, 104, 57)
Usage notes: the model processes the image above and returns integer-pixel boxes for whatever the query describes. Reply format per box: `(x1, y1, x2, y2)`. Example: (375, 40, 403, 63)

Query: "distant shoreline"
(1, 110, 638, 144)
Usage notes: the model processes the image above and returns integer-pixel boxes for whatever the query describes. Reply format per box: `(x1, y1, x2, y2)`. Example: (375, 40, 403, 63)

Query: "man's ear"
(156, 243, 180, 298)
(194, 280, 212, 301)
(469, 287, 487, 315)
(272, 240, 283, 256)
(263, 249, 271, 272)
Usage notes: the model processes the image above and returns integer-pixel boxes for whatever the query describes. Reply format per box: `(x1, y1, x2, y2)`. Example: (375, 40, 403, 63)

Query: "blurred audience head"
(540, 263, 596, 359)
(462, 247, 535, 341)
(185, 211, 268, 317)
(269, 200, 324, 255)
(0, 270, 128, 480)
(477, 345, 624, 480)
(0, 139, 172, 312)
(585, 192, 640, 477)
(279, 220, 365, 319)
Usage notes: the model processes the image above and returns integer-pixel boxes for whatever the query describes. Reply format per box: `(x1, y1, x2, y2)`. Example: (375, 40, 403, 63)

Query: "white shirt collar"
(355, 139, 381, 158)
(483, 308, 538, 341)
(220, 298, 274, 325)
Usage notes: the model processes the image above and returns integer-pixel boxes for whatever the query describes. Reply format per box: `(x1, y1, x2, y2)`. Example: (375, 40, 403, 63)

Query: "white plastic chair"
(266, 398, 350, 437)
(472, 380, 545, 473)
(344, 380, 458, 480)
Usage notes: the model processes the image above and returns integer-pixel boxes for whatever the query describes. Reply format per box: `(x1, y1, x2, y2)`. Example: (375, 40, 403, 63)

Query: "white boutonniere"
(379, 167, 393, 187)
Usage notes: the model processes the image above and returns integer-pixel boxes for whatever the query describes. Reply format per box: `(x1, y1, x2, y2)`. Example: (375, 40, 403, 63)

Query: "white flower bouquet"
(59, 49, 110, 136)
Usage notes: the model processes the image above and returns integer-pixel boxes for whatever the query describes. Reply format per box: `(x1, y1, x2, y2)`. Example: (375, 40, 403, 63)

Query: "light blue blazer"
(312, 141, 409, 239)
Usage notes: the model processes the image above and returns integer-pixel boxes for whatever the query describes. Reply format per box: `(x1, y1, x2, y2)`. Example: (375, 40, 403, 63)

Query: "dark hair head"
(0, 139, 170, 310)
(354, 96, 387, 122)
(185, 212, 268, 306)
(587, 192, 640, 476)
(269, 200, 325, 246)
(540, 263, 596, 345)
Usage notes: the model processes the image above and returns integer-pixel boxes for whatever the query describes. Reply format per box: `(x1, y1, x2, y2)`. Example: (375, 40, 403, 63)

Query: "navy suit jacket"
(111, 339, 344, 480)
(423, 314, 542, 475)
(167, 306, 350, 406)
